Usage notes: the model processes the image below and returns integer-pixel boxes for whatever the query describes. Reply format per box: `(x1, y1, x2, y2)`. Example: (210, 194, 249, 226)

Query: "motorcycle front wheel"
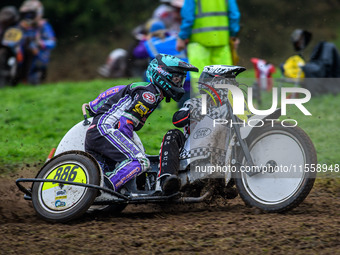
(32, 152, 101, 222)
(234, 122, 317, 212)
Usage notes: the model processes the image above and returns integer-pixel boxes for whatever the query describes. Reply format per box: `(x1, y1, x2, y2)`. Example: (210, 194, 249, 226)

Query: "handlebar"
(82, 103, 91, 126)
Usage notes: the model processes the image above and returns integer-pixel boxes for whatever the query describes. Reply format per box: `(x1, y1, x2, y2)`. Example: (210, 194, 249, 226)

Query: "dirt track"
(0, 168, 339, 255)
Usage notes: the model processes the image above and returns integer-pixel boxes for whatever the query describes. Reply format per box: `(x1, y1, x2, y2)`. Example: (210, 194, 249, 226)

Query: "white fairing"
(55, 119, 91, 155)
(189, 115, 228, 158)
(55, 118, 145, 156)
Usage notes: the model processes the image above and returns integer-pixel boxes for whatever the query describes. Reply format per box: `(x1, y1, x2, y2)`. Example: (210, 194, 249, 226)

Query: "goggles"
(171, 73, 186, 88)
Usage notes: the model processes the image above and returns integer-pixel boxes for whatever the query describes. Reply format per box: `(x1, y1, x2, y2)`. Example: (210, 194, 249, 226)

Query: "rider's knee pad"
(137, 157, 150, 172)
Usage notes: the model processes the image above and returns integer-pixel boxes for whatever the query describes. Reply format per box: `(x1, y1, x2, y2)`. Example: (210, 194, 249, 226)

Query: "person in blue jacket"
(19, 0, 56, 84)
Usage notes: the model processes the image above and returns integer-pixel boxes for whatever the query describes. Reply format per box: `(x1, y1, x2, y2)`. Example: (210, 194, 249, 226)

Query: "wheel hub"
(265, 160, 277, 173)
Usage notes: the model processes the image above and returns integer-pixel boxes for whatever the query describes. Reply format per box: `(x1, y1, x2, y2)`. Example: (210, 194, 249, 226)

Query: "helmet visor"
(171, 73, 186, 88)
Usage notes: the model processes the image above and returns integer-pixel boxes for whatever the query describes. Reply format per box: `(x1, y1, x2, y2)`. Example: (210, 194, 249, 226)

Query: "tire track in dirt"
(0, 168, 339, 254)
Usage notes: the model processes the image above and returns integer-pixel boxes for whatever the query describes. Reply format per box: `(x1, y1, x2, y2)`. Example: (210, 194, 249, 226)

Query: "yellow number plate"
(42, 164, 87, 191)
(3, 28, 23, 43)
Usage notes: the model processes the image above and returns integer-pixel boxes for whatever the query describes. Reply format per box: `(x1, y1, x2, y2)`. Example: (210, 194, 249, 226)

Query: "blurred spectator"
(291, 29, 312, 54)
(97, 0, 185, 81)
(133, 20, 191, 106)
(19, 0, 56, 84)
(97, 48, 128, 78)
(152, 0, 184, 35)
(281, 29, 340, 96)
(0, 6, 19, 40)
(176, 0, 241, 88)
(98, 24, 150, 79)
(280, 29, 312, 79)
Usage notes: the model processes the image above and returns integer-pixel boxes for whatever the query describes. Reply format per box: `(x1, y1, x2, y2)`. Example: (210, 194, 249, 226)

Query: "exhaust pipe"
(175, 189, 212, 203)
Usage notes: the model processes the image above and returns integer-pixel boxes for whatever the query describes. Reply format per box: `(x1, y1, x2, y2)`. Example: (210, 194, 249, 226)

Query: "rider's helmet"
(146, 54, 198, 102)
(19, 0, 44, 24)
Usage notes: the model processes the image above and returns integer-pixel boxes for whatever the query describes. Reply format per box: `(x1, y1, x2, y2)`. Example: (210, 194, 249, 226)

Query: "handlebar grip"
(82, 103, 91, 126)
(83, 114, 91, 126)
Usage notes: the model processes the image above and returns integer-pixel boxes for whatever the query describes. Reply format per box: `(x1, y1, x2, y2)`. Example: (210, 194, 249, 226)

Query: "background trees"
(2, 0, 339, 80)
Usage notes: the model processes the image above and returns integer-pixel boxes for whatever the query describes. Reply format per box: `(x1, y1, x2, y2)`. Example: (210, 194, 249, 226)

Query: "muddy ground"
(0, 168, 339, 255)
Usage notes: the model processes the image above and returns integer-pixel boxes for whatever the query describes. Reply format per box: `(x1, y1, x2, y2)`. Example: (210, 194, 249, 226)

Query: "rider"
(85, 54, 198, 193)
(18, 0, 56, 84)
(158, 65, 247, 194)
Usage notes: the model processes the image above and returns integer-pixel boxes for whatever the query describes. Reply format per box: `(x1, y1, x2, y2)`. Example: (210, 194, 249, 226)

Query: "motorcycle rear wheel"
(32, 153, 100, 222)
(234, 122, 317, 212)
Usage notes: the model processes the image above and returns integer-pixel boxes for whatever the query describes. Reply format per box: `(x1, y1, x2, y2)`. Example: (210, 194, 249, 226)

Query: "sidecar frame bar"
(15, 178, 129, 200)
(15, 178, 182, 204)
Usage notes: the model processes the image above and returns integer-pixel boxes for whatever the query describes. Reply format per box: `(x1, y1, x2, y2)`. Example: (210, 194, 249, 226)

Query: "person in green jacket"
(176, 0, 240, 86)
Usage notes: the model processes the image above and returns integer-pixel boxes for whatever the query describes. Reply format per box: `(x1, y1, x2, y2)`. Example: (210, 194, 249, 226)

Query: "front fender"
(240, 108, 281, 139)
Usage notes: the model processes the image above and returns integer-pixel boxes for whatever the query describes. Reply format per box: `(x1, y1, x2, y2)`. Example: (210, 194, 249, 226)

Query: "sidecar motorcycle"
(16, 66, 317, 222)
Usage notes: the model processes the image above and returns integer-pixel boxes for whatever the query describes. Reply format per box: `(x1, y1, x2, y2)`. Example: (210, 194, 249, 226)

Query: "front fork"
(227, 103, 258, 177)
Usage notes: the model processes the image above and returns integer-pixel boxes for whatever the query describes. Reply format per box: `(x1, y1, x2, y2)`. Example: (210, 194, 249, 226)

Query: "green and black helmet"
(146, 54, 198, 102)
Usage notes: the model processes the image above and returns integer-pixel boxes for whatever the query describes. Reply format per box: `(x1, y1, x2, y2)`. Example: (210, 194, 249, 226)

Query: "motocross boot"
(103, 176, 114, 190)
(161, 175, 181, 195)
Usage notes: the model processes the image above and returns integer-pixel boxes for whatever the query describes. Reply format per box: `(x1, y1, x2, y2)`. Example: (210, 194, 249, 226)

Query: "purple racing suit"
(85, 82, 164, 191)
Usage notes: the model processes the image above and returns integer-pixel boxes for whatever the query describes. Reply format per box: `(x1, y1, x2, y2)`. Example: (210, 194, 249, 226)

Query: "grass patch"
(1, 75, 339, 177)
(1, 78, 177, 172)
